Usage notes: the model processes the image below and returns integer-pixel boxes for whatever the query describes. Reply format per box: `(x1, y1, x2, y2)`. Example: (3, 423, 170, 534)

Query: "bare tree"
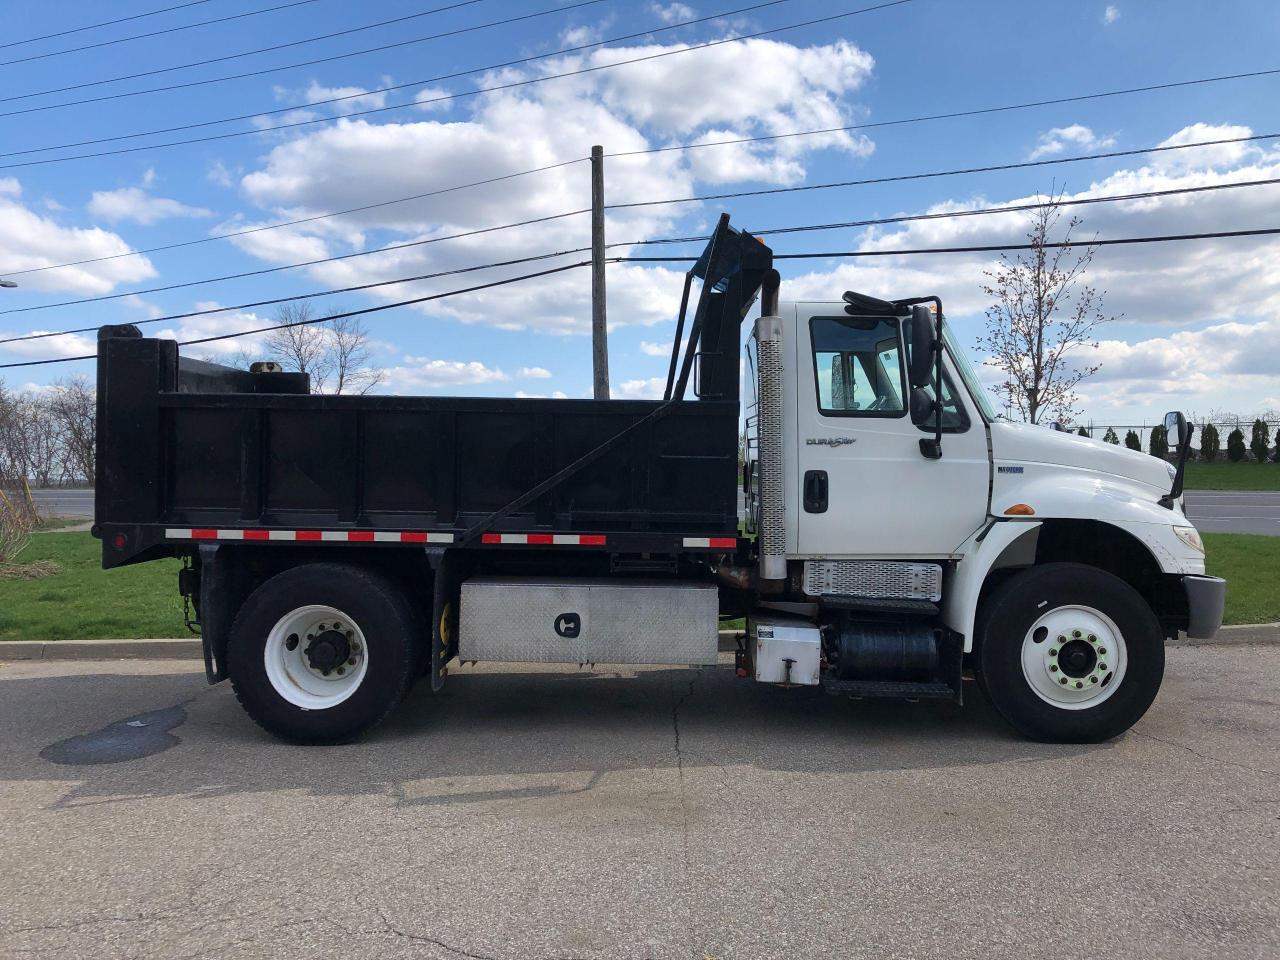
(4, 392, 61, 485)
(47, 376, 96, 483)
(264, 302, 384, 394)
(975, 189, 1117, 424)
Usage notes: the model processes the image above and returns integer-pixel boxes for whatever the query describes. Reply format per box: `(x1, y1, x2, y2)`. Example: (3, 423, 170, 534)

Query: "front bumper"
(1183, 574, 1226, 639)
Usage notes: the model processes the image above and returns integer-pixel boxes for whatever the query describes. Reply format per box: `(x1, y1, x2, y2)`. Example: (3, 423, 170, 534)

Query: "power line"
(607, 132, 1280, 210)
(613, 226, 1280, 263)
(0, 248, 593, 345)
(0, 157, 586, 278)
(0, 0, 907, 167)
(618, 177, 1280, 247)
(11, 175, 1280, 347)
(0, 0, 327, 67)
(0, 261, 592, 369)
(0, 0, 575, 106)
(0, 209, 590, 317)
(4, 130, 1271, 309)
(0, 0, 217, 50)
(607, 67, 1280, 159)
(7, 226, 1280, 370)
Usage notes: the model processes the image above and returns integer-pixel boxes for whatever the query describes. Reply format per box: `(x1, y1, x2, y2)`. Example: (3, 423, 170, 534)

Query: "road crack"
(1129, 729, 1279, 779)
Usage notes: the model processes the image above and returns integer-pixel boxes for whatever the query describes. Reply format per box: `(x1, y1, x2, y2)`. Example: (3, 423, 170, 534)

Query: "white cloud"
(0, 180, 156, 295)
(651, 2, 695, 24)
(1149, 122, 1254, 174)
(639, 340, 670, 356)
(1103, 5, 1120, 24)
(614, 376, 667, 399)
(518, 366, 552, 379)
(87, 186, 213, 225)
(1028, 124, 1116, 160)
(274, 80, 391, 116)
(413, 87, 453, 112)
(0, 330, 95, 359)
(231, 36, 877, 337)
(383, 358, 511, 391)
(207, 161, 235, 188)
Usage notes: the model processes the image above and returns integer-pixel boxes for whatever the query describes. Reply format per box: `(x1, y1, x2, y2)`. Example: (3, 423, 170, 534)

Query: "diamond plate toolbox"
(459, 577, 719, 665)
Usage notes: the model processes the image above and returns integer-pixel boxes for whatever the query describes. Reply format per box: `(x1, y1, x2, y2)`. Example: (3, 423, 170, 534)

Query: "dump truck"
(93, 214, 1224, 744)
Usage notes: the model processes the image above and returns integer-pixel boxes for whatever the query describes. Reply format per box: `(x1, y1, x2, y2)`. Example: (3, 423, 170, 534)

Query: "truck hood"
(989, 421, 1173, 492)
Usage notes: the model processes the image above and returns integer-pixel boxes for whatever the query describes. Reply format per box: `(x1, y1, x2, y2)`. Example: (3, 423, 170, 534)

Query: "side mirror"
(909, 386, 935, 426)
(1163, 410, 1189, 449)
(908, 305, 935, 389)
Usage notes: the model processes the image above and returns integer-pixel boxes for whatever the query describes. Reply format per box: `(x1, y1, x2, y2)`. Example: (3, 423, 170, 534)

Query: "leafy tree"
(1227, 427, 1246, 462)
(1124, 430, 1141, 451)
(976, 189, 1116, 423)
(1198, 422, 1219, 462)
(1076, 425, 1090, 437)
(1251, 418, 1273, 463)
(1103, 427, 1119, 444)
(1148, 424, 1169, 459)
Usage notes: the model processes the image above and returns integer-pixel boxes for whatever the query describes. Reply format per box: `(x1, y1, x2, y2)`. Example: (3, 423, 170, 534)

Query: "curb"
(1, 626, 1276, 662)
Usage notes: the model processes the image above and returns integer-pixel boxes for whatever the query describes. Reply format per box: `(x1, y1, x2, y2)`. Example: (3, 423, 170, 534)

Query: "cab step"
(820, 678, 958, 701)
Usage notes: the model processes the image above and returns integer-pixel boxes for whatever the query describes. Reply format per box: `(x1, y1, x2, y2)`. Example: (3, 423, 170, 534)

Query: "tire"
(975, 562, 1164, 743)
(227, 562, 421, 744)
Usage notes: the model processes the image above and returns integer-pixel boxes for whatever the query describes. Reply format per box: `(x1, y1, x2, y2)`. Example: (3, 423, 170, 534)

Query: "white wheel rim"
(1020, 604, 1128, 710)
(264, 604, 369, 710)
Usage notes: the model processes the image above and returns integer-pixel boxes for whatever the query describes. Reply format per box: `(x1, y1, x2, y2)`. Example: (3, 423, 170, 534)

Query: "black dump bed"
(95, 216, 774, 568)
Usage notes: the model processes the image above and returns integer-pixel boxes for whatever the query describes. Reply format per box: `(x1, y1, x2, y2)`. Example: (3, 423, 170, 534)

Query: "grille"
(755, 318, 786, 580)
(803, 560, 942, 602)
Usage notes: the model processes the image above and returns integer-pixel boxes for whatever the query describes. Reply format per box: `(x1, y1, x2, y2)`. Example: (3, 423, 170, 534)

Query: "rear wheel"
(975, 562, 1164, 742)
(228, 563, 420, 744)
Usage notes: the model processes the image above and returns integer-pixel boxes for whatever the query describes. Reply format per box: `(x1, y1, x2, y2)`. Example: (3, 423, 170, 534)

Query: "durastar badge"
(806, 437, 856, 446)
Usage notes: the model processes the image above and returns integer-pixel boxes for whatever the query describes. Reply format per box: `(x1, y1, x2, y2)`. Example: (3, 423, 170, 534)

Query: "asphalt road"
(29, 487, 93, 518)
(1183, 491, 1280, 536)
(1, 648, 1276, 959)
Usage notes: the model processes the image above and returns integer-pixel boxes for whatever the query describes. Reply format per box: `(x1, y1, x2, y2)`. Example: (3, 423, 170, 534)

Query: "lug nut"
(1057, 635, 1066, 643)
(1072, 630, 1082, 638)
(1098, 663, 1107, 671)
(1075, 681, 1083, 689)
(1049, 648, 1058, 657)
(1050, 665, 1058, 672)
(1059, 678, 1068, 685)
(1098, 647, 1107, 655)
(322, 669, 331, 676)
(347, 657, 356, 666)
(1091, 677, 1098, 684)
(1088, 634, 1097, 642)
(345, 630, 353, 638)
(336, 667, 345, 675)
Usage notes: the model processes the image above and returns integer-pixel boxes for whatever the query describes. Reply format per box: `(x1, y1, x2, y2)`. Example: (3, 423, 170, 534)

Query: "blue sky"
(2, 0, 1280, 423)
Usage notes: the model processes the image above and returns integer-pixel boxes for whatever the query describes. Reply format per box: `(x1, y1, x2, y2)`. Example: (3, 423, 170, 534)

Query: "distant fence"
(1077, 419, 1280, 452)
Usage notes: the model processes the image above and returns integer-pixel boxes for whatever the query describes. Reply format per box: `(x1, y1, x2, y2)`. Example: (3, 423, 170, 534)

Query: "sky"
(2, 0, 1280, 425)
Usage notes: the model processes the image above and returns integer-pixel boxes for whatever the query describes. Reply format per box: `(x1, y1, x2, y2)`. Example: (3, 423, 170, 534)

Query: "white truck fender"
(941, 520, 1042, 653)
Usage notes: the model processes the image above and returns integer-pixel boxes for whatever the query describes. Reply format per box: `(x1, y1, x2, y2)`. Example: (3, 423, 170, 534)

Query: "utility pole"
(590, 144, 610, 400)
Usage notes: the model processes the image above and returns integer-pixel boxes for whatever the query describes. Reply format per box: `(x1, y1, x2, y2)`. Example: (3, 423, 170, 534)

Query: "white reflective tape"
(373, 532, 401, 542)
(321, 531, 346, 542)
(427, 533, 455, 543)
(218, 530, 245, 540)
(499, 533, 528, 544)
(552, 534, 579, 545)
(165, 528, 192, 539)
(683, 537, 712, 547)
(268, 530, 295, 541)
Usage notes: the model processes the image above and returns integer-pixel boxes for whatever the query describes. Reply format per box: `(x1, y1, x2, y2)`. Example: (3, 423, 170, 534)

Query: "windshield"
(943, 327, 998, 422)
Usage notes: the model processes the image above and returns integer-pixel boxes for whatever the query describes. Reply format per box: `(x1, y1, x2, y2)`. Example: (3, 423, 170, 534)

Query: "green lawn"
(0, 533, 185, 641)
(0, 530, 1274, 642)
(1204, 533, 1280, 626)
(1184, 461, 1280, 491)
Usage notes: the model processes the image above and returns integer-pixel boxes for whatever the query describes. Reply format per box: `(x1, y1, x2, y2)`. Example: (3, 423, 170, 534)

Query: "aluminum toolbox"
(459, 577, 718, 665)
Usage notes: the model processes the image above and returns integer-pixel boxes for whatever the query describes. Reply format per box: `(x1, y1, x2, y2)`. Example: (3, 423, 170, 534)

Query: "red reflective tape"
(400, 532, 427, 543)
(192, 529, 218, 540)
(709, 537, 737, 548)
(295, 530, 322, 541)
(527, 533, 554, 545)
(244, 529, 270, 541)
(347, 530, 374, 542)
(581, 535, 607, 546)
(481, 533, 502, 544)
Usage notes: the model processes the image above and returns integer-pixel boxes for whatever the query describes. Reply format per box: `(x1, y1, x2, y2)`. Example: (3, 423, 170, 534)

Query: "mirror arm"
(1160, 422, 1194, 508)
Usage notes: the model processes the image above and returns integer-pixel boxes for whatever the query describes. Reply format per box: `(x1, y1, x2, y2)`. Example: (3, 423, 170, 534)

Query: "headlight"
(1174, 525, 1204, 553)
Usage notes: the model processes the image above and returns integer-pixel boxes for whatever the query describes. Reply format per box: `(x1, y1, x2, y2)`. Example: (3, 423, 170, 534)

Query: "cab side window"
(810, 316, 906, 417)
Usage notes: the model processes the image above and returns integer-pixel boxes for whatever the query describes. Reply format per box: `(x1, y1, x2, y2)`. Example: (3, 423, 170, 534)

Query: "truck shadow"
(5, 663, 1116, 811)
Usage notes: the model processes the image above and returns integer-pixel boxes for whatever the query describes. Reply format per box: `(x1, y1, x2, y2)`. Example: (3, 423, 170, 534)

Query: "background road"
(29, 487, 93, 518)
(1183, 490, 1280, 536)
(2, 647, 1276, 960)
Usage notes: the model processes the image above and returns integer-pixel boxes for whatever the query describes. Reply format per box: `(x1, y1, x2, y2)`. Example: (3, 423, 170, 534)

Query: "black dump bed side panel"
(94, 331, 737, 566)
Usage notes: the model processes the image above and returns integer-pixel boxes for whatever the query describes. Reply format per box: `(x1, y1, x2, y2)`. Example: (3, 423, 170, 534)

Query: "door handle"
(803, 469, 828, 513)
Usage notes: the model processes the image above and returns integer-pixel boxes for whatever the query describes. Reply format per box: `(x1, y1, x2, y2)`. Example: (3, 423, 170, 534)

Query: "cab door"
(794, 305, 989, 559)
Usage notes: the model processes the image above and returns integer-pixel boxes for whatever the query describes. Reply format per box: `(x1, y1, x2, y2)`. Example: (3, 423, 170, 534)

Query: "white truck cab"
(742, 293, 1224, 742)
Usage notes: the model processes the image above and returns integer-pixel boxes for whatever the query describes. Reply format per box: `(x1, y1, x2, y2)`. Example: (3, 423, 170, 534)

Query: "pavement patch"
(39, 703, 188, 765)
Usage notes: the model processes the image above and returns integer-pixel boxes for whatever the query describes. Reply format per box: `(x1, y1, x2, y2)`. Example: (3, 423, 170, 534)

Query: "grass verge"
(1184, 462, 1280, 491)
(0, 531, 1274, 642)
(1203, 532, 1280, 625)
(0, 533, 185, 641)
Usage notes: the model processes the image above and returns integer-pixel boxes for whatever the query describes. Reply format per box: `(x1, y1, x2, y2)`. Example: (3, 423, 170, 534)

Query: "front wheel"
(975, 562, 1164, 742)
(228, 563, 421, 744)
